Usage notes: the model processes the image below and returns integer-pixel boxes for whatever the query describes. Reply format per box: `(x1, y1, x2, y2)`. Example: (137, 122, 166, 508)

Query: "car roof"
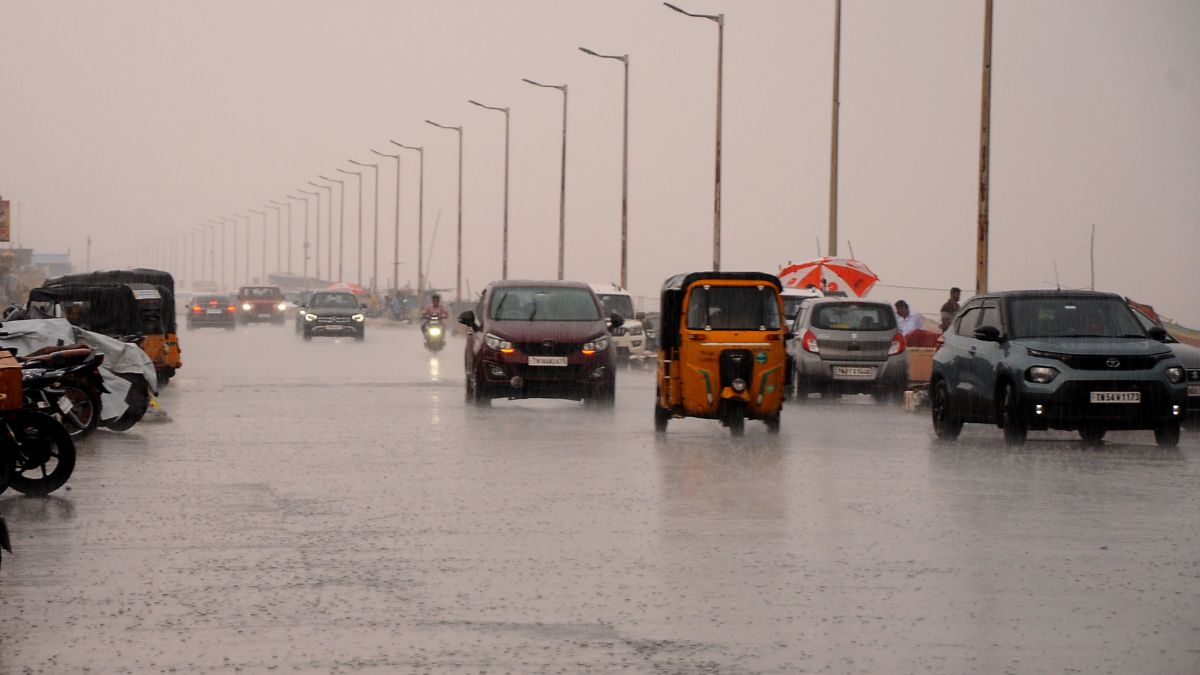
(975, 289, 1124, 301)
(489, 280, 593, 291)
(589, 282, 629, 295)
(806, 297, 891, 307)
(781, 287, 824, 298)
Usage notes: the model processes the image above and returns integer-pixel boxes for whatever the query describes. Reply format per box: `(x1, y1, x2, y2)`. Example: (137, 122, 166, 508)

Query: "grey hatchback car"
(930, 290, 1188, 447)
(788, 298, 909, 402)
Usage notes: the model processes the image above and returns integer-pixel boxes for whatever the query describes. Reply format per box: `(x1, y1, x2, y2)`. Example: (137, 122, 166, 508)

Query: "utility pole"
(976, 0, 994, 295)
(828, 0, 842, 258)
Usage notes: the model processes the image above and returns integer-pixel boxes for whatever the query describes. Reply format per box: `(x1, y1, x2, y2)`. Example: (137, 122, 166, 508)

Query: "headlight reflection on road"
(429, 356, 440, 382)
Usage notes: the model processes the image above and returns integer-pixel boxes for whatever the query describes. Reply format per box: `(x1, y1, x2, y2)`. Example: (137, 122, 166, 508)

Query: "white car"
(590, 283, 647, 364)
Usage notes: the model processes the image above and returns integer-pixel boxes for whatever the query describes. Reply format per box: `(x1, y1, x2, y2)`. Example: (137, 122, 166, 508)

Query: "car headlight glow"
(278, 302, 287, 311)
(484, 333, 515, 353)
(1026, 365, 1059, 384)
(242, 303, 252, 311)
(304, 313, 317, 322)
(582, 335, 610, 355)
(1165, 366, 1185, 384)
(352, 313, 365, 322)
(628, 326, 643, 336)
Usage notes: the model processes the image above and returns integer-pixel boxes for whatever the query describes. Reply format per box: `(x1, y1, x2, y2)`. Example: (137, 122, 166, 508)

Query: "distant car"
(459, 280, 621, 406)
(1129, 306, 1200, 430)
(185, 294, 237, 330)
(236, 285, 286, 324)
(930, 290, 1188, 447)
(590, 283, 646, 364)
(300, 291, 365, 341)
(788, 298, 909, 402)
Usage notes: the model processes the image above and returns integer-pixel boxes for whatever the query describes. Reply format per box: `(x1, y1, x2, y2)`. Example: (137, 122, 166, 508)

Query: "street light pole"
(202, 223, 216, 283)
(270, 200, 291, 275)
(391, 141, 424, 303)
(298, 190, 318, 282)
(286, 195, 308, 281)
(303, 186, 323, 281)
(218, 217, 234, 290)
(425, 120, 464, 301)
(522, 78, 569, 280)
(371, 149, 404, 290)
(337, 167, 364, 287)
(239, 212, 251, 284)
(319, 175, 344, 282)
(250, 209, 267, 282)
(664, 2, 724, 271)
(468, 99, 511, 280)
(266, 204, 282, 274)
(348, 159, 380, 291)
(579, 47, 631, 289)
(308, 181, 332, 282)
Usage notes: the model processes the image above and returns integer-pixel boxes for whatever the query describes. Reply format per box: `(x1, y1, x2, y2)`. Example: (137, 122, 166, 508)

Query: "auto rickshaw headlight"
(731, 378, 747, 393)
(242, 303, 252, 311)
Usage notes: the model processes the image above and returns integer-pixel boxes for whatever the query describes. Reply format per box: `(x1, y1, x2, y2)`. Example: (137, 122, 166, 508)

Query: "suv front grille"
(517, 341, 580, 357)
(1059, 354, 1158, 371)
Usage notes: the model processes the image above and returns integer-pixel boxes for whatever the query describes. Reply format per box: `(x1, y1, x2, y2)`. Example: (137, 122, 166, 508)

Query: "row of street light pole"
(142, 3, 728, 297)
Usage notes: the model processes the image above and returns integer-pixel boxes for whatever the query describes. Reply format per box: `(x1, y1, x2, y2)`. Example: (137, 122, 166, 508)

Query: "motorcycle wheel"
(726, 400, 746, 437)
(56, 381, 101, 440)
(0, 442, 14, 495)
(6, 410, 76, 496)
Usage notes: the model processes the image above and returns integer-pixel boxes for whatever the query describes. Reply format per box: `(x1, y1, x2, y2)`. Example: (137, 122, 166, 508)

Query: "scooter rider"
(421, 293, 448, 327)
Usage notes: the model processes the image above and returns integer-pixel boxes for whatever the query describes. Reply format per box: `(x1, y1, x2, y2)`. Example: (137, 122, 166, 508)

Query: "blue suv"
(930, 290, 1188, 447)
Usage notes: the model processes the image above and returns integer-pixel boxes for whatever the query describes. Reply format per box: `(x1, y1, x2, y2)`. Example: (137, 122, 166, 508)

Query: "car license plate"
(529, 356, 568, 367)
(1090, 391, 1141, 403)
(57, 396, 74, 414)
(1188, 384, 1200, 397)
(833, 365, 874, 378)
(257, 313, 272, 318)
(206, 309, 223, 315)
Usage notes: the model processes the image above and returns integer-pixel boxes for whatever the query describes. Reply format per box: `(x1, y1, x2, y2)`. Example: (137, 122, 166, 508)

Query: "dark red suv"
(458, 281, 623, 406)
(236, 286, 286, 324)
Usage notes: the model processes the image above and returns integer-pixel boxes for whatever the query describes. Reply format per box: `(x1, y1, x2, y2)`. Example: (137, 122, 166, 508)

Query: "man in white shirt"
(894, 300, 922, 336)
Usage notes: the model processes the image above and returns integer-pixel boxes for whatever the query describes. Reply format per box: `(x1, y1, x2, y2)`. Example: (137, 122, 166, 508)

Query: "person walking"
(940, 287, 962, 331)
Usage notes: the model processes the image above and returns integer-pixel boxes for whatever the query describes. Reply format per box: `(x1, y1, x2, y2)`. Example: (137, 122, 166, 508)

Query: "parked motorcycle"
(0, 409, 76, 496)
(20, 346, 106, 440)
(423, 315, 447, 353)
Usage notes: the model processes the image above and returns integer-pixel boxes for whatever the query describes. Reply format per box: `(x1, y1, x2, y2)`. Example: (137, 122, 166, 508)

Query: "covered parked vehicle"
(43, 268, 181, 384)
(654, 272, 788, 436)
(930, 290, 1188, 447)
(788, 298, 909, 402)
(459, 281, 620, 406)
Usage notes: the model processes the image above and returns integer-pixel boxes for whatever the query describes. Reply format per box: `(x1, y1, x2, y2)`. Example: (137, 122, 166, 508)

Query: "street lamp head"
(390, 140, 422, 152)
(426, 120, 462, 132)
(336, 167, 361, 177)
(663, 1, 720, 21)
(370, 149, 400, 159)
(524, 78, 566, 92)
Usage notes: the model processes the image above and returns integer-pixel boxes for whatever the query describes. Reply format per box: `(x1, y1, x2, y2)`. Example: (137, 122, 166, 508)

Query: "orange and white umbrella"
(778, 257, 879, 297)
(328, 281, 368, 296)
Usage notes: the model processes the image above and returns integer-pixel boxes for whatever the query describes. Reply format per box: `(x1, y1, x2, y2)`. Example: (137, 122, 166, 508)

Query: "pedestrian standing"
(940, 287, 962, 331)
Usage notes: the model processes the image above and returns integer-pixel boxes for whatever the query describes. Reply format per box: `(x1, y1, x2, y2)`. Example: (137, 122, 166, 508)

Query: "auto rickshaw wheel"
(763, 412, 780, 434)
(726, 401, 745, 437)
(654, 403, 670, 433)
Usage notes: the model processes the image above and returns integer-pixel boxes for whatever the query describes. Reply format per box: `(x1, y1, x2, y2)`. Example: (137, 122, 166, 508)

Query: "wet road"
(3, 322, 1199, 673)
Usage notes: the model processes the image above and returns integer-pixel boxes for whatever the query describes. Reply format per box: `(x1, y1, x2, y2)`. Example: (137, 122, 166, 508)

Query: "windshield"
(240, 287, 281, 298)
(193, 295, 230, 305)
(309, 292, 359, 308)
(489, 287, 601, 321)
(1008, 297, 1146, 338)
(810, 302, 897, 332)
(597, 294, 635, 319)
(685, 285, 781, 330)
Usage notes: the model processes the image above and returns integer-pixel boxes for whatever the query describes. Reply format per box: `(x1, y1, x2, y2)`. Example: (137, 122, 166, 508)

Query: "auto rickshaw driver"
(654, 271, 789, 436)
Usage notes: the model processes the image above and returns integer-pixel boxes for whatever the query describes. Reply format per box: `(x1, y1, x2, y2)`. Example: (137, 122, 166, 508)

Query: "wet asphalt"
(2, 321, 1198, 673)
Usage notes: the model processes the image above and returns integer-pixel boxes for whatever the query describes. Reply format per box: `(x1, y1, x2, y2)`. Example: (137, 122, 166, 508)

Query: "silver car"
(789, 298, 909, 402)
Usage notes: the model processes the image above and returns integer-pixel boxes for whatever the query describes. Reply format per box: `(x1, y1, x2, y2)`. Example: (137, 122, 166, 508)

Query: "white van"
(590, 283, 647, 364)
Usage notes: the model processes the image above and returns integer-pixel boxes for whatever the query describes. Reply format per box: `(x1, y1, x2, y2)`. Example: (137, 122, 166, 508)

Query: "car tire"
(468, 374, 491, 407)
(1079, 427, 1106, 445)
(587, 384, 615, 408)
(1000, 382, 1028, 446)
(931, 379, 963, 441)
(302, 330, 312, 341)
(727, 400, 745, 437)
(793, 371, 810, 403)
(355, 330, 365, 341)
(225, 323, 235, 331)
(1154, 420, 1181, 448)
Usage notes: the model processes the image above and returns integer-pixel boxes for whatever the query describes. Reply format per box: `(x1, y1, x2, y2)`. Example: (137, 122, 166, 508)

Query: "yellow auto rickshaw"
(655, 272, 788, 436)
(43, 269, 181, 385)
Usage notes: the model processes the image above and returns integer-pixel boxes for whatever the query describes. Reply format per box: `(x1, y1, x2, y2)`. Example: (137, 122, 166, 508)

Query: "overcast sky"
(1, 0, 1197, 324)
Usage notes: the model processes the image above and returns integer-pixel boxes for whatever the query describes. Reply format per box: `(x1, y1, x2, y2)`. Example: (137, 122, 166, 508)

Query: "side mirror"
(1148, 325, 1168, 342)
(609, 312, 625, 329)
(458, 310, 476, 329)
(973, 324, 1001, 342)
(635, 312, 646, 321)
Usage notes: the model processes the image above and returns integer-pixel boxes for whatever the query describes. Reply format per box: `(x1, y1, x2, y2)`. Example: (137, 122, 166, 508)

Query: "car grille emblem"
(542, 340, 555, 349)
(1106, 358, 1121, 369)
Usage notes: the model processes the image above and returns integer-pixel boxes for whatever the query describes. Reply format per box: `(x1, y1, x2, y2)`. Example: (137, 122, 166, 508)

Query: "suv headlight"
(242, 303, 252, 311)
(628, 326, 643, 336)
(352, 313, 365, 322)
(484, 333, 515, 353)
(304, 313, 317, 322)
(582, 335, 610, 355)
(1026, 365, 1059, 384)
(278, 302, 288, 311)
(1165, 366, 1185, 384)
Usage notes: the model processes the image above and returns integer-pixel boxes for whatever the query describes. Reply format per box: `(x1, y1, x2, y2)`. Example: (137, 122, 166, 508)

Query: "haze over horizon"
(2, 0, 1197, 324)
